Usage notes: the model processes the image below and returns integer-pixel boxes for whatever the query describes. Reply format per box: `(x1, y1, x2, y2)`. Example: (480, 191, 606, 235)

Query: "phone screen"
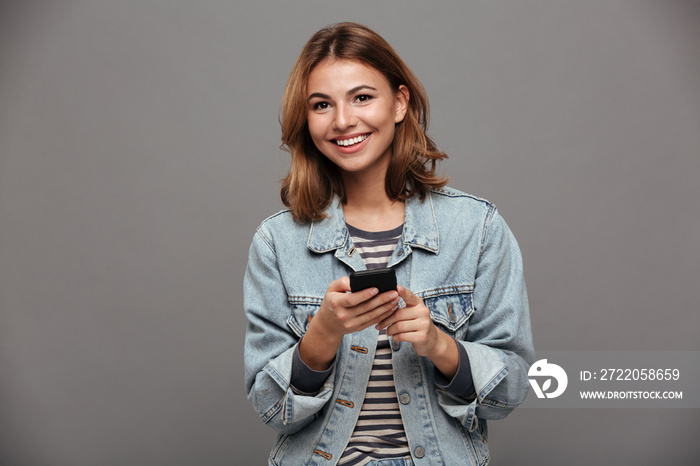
(349, 267, 397, 294)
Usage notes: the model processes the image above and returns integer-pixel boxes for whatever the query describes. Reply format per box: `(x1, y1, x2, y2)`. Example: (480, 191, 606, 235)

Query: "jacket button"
(391, 340, 400, 351)
(414, 446, 425, 458)
(399, 393, 410, 405)
(449, 312, 457, 324)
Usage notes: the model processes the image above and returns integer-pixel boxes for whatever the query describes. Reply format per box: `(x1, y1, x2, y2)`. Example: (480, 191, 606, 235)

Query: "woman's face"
(306, 59, 408, 179)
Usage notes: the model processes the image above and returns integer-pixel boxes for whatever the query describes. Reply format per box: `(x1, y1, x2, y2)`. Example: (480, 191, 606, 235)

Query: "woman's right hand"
(299, 276, 399, 371)
(316, 276, 400, 337)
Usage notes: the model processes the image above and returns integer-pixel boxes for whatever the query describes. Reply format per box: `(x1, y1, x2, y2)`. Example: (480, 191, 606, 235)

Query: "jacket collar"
(307, 192, 439, 254)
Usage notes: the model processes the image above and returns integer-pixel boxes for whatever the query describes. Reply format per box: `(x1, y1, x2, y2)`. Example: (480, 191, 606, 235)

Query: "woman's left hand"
(377, 286, 459, 378)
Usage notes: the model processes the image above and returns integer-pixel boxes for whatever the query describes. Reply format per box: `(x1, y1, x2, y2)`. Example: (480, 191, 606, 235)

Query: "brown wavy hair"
(280, 22, 448, 222)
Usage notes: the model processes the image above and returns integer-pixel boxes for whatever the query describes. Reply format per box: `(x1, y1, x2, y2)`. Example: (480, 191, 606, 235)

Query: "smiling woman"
(306, 60, 408, 181)
(278, 23, 448, 223)
(244, 22, 535, 466)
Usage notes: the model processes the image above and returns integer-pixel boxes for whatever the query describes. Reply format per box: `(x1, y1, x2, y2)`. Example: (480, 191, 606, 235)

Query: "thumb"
(328, 276, 352, 293)
(397, 285, 421, 306)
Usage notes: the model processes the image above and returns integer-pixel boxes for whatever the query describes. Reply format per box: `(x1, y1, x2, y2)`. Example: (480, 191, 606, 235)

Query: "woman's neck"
(342, 174, 404, 232)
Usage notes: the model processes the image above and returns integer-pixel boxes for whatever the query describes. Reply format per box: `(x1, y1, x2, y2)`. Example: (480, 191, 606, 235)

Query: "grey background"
(1, 1, 699, 465)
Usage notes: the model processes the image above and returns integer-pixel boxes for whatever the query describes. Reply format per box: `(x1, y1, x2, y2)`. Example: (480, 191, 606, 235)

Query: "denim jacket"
(244, 187, 535, 466)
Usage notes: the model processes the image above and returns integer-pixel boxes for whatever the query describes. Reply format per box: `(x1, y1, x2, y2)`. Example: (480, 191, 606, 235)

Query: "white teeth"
(335, 134, 368, 146)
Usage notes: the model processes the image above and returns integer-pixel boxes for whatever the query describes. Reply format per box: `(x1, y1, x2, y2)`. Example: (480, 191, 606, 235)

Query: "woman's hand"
(377, 286, 459, 379)
(299, 276, 400, 371)
(316, 276, 400, 337)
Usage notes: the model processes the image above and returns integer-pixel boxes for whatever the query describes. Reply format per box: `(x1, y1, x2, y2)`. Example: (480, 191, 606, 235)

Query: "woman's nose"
(333, 103, 357, 130)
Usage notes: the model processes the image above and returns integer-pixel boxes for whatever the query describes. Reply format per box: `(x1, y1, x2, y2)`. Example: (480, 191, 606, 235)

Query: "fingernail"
(370, 288, 379, 296)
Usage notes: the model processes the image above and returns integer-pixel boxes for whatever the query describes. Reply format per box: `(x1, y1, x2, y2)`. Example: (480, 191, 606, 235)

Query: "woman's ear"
(394, 85, 409, 123)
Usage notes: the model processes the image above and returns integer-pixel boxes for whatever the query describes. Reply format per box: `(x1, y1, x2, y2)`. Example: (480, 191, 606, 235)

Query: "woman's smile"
(331, 133, 372, 156)
(333, 133, 370, 147)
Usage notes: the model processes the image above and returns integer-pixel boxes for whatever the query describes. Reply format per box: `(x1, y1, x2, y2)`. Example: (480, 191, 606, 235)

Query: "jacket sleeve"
(436, 207, 535, 431)
(243, 227, 334, 434)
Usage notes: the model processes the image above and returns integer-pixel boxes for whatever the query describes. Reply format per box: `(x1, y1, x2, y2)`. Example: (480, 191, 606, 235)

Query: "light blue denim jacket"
(244, 187, 535, 465)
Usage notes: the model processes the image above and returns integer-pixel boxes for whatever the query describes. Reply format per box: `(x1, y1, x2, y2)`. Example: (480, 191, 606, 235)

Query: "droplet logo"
(528, 359, 568, 399)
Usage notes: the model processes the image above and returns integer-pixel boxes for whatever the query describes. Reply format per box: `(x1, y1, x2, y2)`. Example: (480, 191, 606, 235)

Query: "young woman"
(244, 22, 535, 466)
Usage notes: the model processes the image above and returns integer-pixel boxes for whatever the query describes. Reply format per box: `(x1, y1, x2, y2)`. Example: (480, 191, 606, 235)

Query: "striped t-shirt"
(339, 223, 410, 466)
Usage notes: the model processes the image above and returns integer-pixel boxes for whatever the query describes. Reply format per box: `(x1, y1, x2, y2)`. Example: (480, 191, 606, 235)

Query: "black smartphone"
(349, 267, 397, 294)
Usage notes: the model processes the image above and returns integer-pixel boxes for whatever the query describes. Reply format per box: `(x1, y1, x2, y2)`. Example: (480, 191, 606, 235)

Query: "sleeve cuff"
(290, 341, 334, 395)
(434, 339, 477, 402)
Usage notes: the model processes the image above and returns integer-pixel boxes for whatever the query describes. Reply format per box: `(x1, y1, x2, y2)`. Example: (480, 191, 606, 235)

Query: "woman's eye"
(312, 101, 330, 111)
(355, 94, 372, 103)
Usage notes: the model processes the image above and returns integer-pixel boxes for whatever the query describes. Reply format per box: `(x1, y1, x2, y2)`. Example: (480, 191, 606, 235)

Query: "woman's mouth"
(334, 134, 369, 147)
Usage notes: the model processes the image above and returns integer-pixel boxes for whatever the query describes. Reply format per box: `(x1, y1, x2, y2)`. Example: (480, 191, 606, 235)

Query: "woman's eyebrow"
(347, 85, 377, 95)
(307, 85, 378, 102)
(307, 92, 331, 101)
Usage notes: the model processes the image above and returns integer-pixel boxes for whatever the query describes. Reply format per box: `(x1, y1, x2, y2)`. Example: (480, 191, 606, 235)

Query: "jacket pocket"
(286, 296, 323, 338)
(270, 432, 295, 464)
(457, 417, 489, 466)
(420, 285, 474, 340)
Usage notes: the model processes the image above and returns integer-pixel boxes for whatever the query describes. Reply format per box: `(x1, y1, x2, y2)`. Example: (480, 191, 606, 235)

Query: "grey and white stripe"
(346, 223, 403, 270)
(339, 223, 409, 466)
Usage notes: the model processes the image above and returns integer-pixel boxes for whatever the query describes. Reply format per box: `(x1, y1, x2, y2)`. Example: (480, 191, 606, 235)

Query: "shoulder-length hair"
(280, 22, 448, 222)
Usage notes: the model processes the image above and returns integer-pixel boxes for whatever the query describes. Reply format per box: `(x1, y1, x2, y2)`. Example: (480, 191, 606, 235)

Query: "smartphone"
(349, 267, 397, 294)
